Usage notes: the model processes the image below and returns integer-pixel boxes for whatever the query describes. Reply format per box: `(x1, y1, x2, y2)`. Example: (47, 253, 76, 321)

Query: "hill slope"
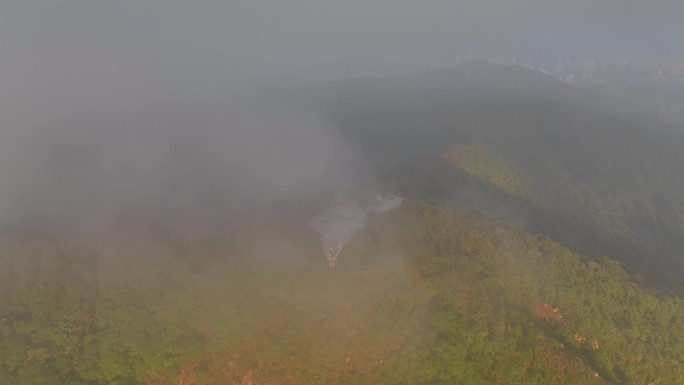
(299, 66, 684, 293)
(3, 62, 684, 384)
(1, 198, 683, 385)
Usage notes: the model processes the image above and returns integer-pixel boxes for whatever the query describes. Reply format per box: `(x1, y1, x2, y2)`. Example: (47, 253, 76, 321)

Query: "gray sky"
(1, 0, 682, 79)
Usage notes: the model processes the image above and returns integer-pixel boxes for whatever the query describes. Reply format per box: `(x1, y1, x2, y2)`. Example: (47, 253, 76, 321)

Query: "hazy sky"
(1, 0, 682, 79)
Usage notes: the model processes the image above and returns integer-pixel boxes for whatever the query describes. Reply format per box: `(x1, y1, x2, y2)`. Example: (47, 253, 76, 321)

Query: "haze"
(3, 1, 684, 385)
(2, 0, 682, 231)
(2, 1, 683, 77)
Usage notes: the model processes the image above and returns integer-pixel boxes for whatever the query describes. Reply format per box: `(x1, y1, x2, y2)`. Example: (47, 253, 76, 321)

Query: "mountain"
(293, 63, 684, 293)
(594, 82, 684, 133)
(2, 62, 684, 385)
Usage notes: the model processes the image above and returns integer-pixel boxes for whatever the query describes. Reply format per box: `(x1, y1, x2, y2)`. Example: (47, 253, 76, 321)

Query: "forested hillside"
(309, 66, 684, 293)
(1, 197, 683, 385)
(3, 62, 684, 384)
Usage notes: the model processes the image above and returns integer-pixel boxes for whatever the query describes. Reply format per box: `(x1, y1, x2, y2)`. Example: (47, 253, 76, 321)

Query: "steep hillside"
(310, 70, 684, 292)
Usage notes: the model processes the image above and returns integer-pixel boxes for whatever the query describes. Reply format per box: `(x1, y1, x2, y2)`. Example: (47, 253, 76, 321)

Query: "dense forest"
(2, 196, 683, 384)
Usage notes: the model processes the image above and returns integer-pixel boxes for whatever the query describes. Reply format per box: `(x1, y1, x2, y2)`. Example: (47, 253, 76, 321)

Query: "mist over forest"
(2, 1, 684, 385)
